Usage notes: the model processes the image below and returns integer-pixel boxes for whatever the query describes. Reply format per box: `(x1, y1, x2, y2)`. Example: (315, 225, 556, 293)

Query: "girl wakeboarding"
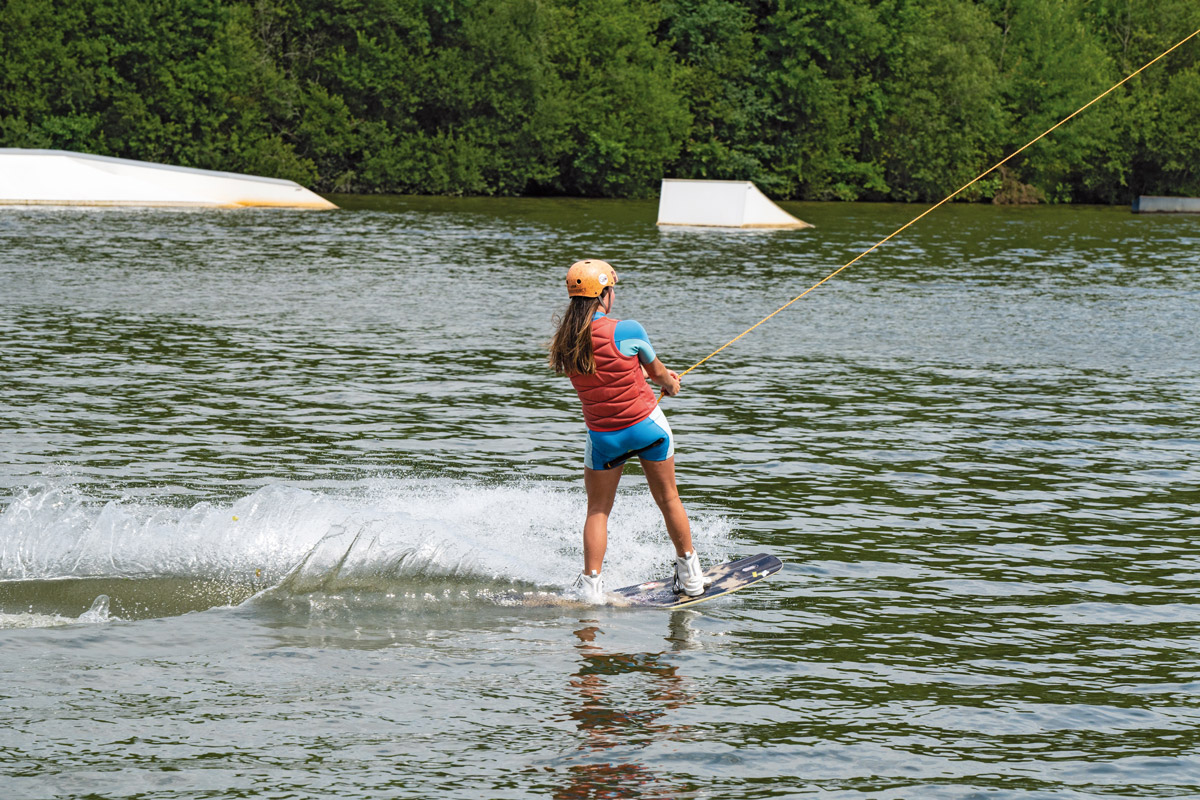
(548, 259, 705, 604)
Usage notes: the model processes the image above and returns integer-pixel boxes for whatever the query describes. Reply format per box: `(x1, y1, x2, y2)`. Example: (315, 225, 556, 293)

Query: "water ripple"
(1, 199, 1198, 798)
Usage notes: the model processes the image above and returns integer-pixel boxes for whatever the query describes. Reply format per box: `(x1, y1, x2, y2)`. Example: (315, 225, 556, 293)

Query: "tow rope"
(660, 26, 1200, 398)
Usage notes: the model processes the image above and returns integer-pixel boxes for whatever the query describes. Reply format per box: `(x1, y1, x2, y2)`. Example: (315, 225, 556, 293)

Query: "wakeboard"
(613, 553, 783, 609)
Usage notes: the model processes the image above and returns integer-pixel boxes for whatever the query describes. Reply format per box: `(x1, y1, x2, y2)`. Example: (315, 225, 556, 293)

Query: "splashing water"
(0, 478, 735, 624)
(77, 594, 111, 623)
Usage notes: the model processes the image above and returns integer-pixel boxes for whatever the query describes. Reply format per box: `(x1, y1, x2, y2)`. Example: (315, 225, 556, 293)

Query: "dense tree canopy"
(2, 0, 1197, 201)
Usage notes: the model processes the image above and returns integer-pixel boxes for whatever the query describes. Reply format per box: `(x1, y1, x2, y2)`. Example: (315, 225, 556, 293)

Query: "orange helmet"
(566, 259, 617, 298)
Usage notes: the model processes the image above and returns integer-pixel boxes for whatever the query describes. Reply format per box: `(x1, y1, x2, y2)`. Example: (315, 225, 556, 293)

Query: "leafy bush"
(2, 0, 1198, 200)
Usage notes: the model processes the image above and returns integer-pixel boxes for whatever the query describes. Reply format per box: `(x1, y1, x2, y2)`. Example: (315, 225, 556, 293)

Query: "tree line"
(2, 0, 1198, 202)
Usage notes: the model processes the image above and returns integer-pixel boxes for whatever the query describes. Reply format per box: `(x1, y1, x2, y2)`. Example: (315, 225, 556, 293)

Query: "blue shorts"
(584, 406, 676, 470)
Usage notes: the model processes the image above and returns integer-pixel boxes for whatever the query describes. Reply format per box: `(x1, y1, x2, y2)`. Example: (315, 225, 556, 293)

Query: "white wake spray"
(0, 477, 735, 618)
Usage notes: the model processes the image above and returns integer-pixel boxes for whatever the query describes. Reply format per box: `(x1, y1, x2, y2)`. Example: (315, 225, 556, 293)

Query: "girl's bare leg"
(583, 464, 624, 574)
(640, 456, 694, 557)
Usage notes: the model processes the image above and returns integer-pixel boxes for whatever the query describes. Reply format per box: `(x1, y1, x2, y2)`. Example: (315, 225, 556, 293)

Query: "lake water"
(1, 197, 1198, 799)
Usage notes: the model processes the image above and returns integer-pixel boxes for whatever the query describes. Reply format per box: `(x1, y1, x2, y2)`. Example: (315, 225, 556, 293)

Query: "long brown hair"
(548, 293, 606, 376)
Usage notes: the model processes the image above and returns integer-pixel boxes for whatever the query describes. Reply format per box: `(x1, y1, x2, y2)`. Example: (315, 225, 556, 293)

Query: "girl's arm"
(644, 358, 681, 396)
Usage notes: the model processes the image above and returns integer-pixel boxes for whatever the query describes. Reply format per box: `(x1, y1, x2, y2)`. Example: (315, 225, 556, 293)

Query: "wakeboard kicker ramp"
(0, 148, 337, 209)
(656, 178, 811, 229)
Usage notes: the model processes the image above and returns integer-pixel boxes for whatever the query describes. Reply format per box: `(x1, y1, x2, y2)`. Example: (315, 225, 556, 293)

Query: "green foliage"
(0, 0, 317, 182)
(659, 0, 771, 182)
(988, 0, 1116, 202)
(876, 0, 1004, 202)
(1089, 0, 1200, 200)
(542, 0, 691, 197)
(755, 0, 893, 200)
(2, 0, 1199, 200)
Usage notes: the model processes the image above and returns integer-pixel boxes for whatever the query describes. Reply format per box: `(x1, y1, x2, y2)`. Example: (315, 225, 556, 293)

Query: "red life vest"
(570, 316, 658, 431)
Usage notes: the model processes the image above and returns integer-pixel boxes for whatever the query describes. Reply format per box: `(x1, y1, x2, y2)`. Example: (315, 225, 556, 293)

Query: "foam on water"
(0, 593, 114, 630)
(0, 478, 735, 624)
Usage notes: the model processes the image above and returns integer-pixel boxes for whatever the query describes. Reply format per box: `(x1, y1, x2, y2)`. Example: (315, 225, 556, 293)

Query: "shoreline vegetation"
(2, 0, 1198, 204)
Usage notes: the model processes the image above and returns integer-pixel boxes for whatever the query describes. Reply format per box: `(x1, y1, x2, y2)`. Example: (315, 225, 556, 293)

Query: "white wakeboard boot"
(574, 570, 606, 605)
(673, 550, 705, 597)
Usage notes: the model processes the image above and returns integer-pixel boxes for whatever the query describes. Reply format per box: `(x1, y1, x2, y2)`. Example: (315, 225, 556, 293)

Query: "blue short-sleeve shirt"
(594, 312, 657, 364)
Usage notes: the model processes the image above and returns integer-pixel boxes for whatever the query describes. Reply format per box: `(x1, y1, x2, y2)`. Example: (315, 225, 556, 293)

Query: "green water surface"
(1, 198, 1198, 799)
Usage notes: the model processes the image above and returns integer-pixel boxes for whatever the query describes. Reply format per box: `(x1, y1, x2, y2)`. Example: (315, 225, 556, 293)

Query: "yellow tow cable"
(660, 26, 1200, 398)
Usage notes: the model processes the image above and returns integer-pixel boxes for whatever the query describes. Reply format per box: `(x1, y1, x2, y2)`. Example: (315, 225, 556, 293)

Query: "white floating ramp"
(656, 178, 811, 229)
(0, 149, 336, 209)
(1132, 195, 1200, 214)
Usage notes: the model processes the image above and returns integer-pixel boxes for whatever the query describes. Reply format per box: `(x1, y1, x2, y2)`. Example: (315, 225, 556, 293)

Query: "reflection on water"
(557, 614, 698, 800)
